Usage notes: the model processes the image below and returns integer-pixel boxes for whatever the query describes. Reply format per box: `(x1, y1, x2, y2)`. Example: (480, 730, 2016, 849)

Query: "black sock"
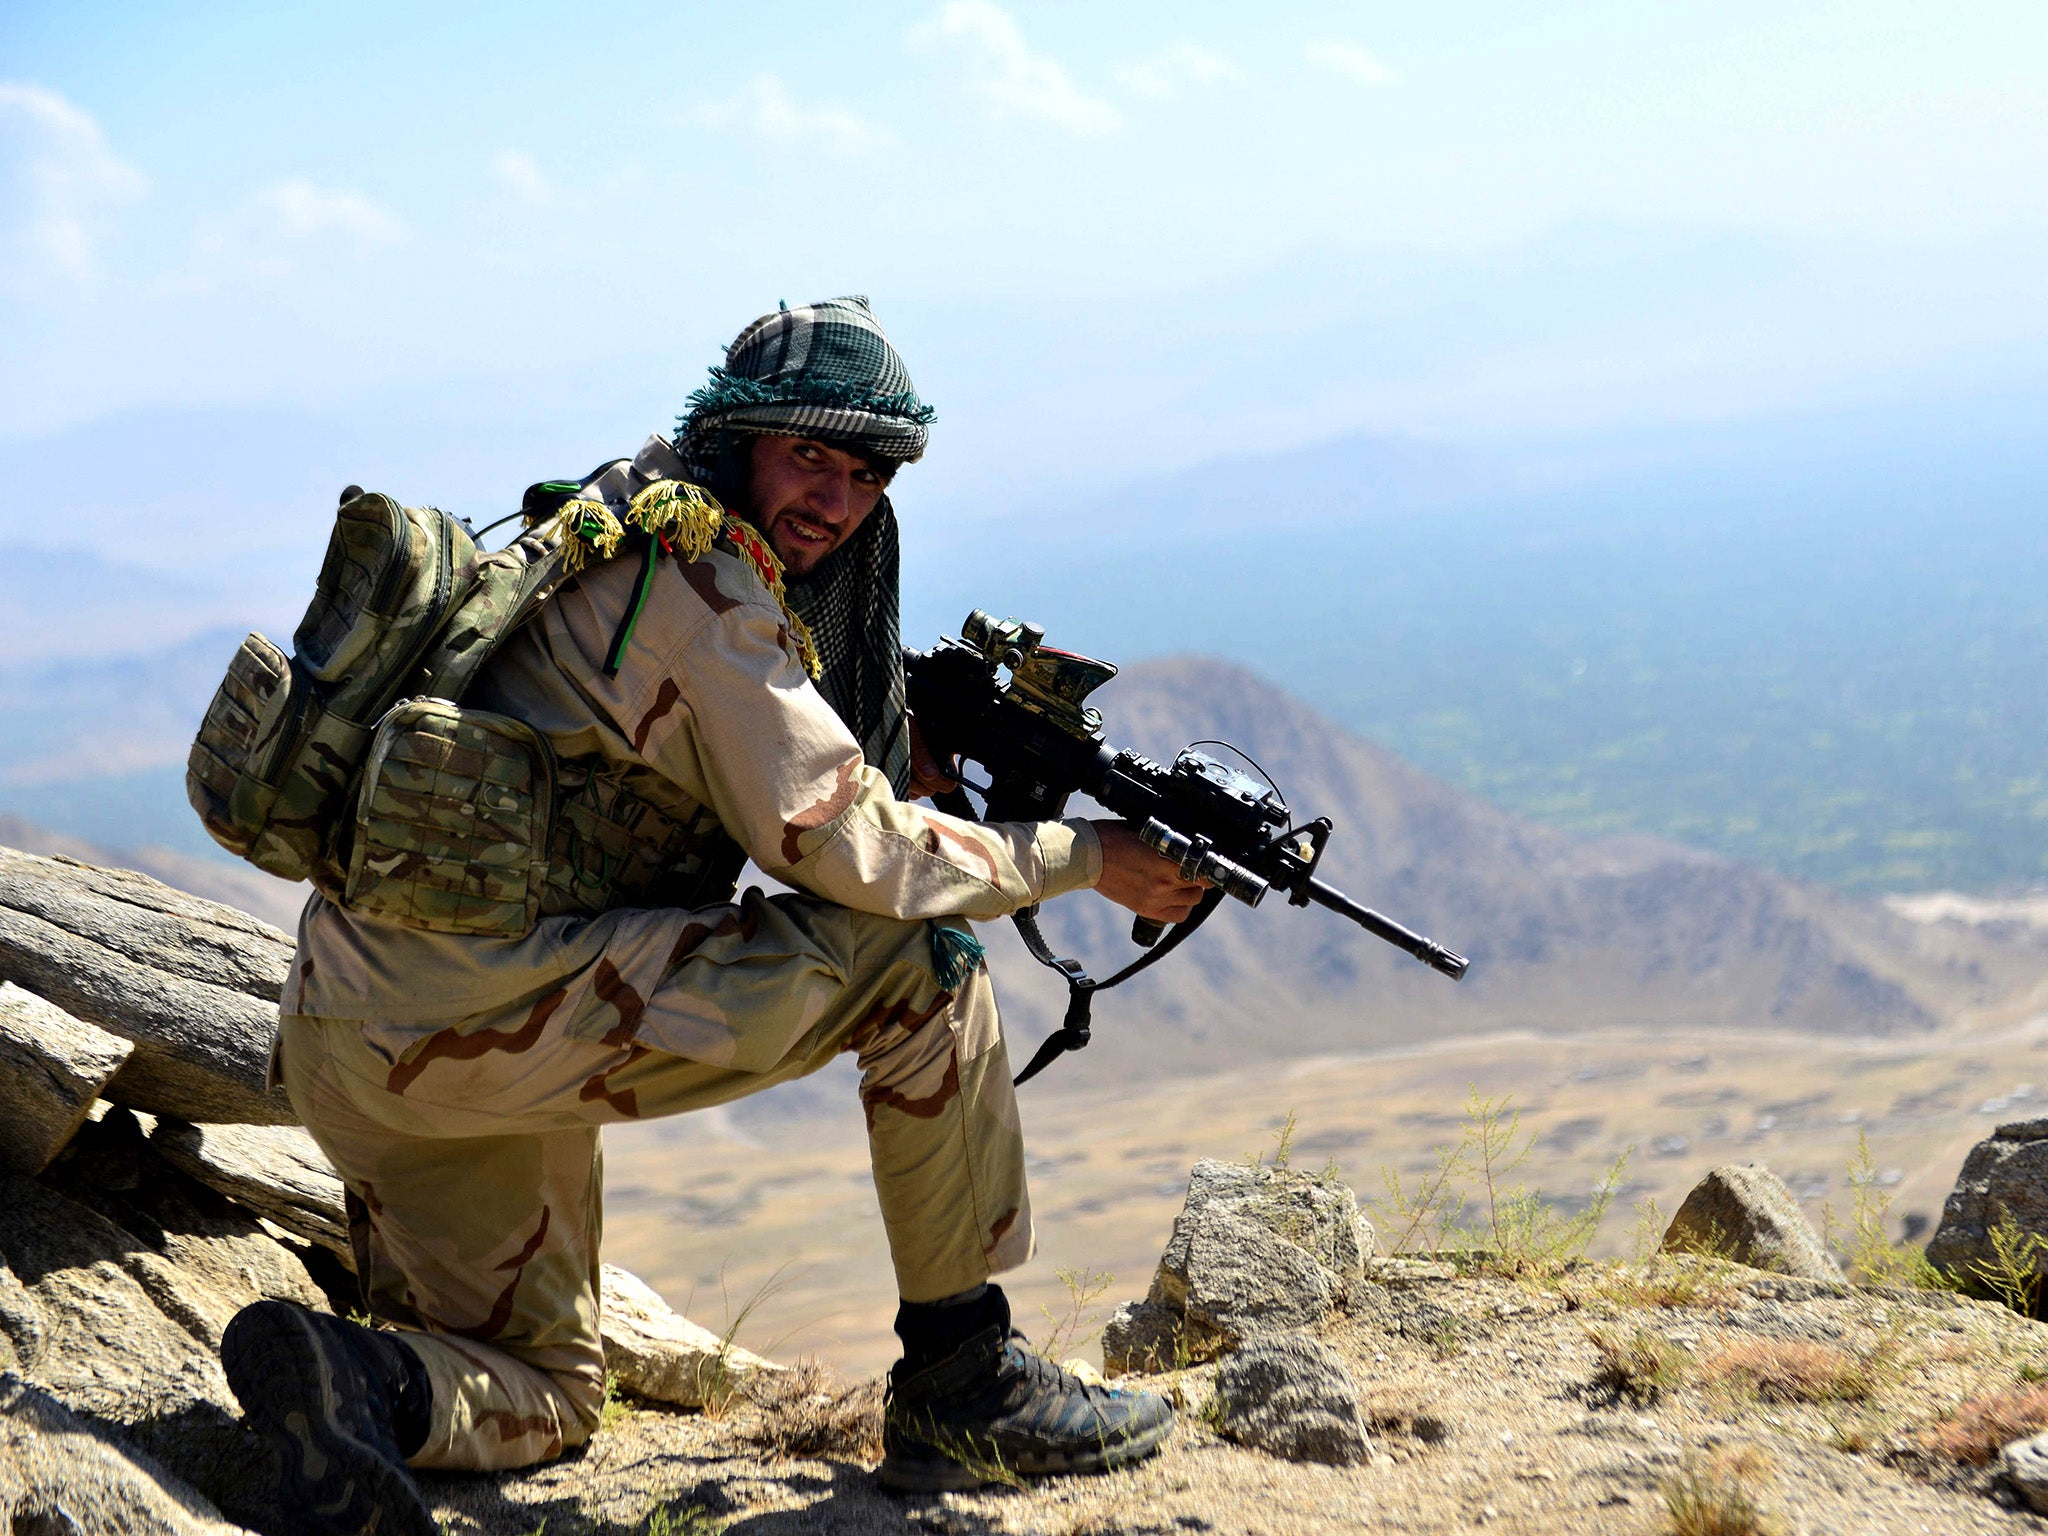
(389, 1342, 432, 1459)
(893, 1283, 1010, 1368)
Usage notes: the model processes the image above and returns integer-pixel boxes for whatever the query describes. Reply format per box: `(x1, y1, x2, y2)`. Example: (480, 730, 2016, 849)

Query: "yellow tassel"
(543, 478, 822, 680)
(625, 479, 726, 561)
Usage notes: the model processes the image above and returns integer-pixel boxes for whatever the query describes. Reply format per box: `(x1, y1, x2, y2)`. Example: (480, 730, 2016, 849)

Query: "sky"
(6, 0, 2048, 531)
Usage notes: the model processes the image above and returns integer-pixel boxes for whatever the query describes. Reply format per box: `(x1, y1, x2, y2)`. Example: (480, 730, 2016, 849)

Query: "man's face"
(744, 434, 887, 576)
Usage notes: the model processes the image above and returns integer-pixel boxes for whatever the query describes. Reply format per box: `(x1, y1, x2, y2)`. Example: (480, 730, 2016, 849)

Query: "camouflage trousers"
(276, 892, 1032, 1472)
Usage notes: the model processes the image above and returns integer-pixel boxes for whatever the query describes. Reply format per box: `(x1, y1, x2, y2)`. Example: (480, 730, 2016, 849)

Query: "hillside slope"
(982, 656, 2048, 1075)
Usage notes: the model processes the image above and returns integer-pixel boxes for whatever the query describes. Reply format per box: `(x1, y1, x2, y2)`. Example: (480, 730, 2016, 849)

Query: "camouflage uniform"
(278, 436, 1100, 1471)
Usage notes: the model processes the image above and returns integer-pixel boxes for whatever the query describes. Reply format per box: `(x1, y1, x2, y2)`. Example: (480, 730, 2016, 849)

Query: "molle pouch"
(344, 698, 556, 938)
(187, 632, 304, 861)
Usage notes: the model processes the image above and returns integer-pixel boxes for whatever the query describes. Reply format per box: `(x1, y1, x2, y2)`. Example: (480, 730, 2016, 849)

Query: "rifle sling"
(1008, 886, 1226, 1086)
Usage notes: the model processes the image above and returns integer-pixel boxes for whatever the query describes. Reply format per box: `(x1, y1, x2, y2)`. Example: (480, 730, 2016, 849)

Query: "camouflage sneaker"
(880, 1326, 1175, 1492)
(220, 1300, 437, 1536)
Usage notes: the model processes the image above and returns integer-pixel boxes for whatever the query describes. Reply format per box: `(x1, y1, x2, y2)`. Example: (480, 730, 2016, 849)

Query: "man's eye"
(794, 443, 824, 462)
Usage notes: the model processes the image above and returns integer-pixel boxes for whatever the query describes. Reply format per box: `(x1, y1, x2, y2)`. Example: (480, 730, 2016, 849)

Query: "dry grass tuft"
(1700, 1336, 1896, 1405)
(1916, 1382, 2048, 1465)
(1661, 1446, 1778, 1536)
(1356, 1375, 1455, 1443)
(739, 1358, 884, 1462)
(1587, 1324, 1692, 1404)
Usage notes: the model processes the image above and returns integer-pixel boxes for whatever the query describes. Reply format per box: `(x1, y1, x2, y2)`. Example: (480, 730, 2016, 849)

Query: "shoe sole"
(877, 1409, 1177, 1493)
(221, 1301, 438, 1536)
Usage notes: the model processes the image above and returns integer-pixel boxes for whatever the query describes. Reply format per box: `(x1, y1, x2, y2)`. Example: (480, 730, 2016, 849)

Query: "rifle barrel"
(1304, 877, 1469, 980)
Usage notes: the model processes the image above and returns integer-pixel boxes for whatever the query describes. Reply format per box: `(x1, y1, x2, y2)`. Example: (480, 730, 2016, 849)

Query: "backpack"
(186, 485, 572, 905)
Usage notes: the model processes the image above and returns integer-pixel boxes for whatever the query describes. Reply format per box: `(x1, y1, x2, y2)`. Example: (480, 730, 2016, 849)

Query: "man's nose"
(805, 473, 853, 523)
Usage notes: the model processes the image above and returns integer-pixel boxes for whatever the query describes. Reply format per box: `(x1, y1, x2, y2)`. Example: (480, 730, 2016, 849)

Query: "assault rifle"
(905, 610, 1468, 1084)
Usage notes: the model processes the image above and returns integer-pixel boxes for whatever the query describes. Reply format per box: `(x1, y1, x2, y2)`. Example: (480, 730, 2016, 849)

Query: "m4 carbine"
(905, 610, 1468, 1083)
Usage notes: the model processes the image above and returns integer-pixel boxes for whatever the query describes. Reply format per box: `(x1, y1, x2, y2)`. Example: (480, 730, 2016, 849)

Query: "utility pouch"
(344, 698, 556, 938)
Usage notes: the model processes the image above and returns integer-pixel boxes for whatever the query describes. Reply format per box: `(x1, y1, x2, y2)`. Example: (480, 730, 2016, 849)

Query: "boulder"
(0, 1373, 254, 1535)
(1925, 1118, 2048, 1300)
(0, 982, 133, 1175)
(2005, 1429, 2048, 1514)
(148, 1119, 350, 1259)
(1662, 1164, 1842, 1281)
(1102, 1298, 1184, 1376)
(1125, 1158, 1373, 1364)
(1211, 1334, 1372, 1465)
(599, 1265, 783, 1408)
(0, 847, 294, 1126)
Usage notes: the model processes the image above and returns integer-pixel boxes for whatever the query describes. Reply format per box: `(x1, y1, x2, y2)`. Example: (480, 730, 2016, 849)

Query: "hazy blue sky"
(5, 2, 2048, 521)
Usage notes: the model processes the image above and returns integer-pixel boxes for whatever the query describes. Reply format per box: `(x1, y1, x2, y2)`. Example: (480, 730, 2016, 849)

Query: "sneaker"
(220, 1300, 437, 1536)
(880, 1325, 1175, 1492)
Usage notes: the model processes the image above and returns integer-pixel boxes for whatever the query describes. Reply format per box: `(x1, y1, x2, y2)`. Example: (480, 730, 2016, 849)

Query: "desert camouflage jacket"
(287, 436, 1101, 1026)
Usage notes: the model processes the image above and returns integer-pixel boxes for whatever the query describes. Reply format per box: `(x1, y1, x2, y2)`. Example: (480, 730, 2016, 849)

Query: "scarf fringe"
(543, 479, 821, 679)
(930, 924, 987, 994)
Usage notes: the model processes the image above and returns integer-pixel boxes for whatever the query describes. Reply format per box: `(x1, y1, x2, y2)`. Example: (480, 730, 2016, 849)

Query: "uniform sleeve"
(637, 594, 1101, 920)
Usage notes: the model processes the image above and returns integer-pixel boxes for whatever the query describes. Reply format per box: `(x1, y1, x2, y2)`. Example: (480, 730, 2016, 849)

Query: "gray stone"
(148, 1119, 350, 1259)
(1661, 1164, 1842, 1281)
(1212, 1334, 1371, 1465)
(0, 983, 132, 1175)
(0, 846, 294, 1126)
(1102, 1298, 1184, 1376)
(0, 1373, 253, 1535)
(1926, 1119, 2048, 1300)
(1129, 1158, 1373, 1362)
(599, 1265, 781, 1408)
(1152, 1202, 1336, 1357)
(2004, 1429, 2048, 1514)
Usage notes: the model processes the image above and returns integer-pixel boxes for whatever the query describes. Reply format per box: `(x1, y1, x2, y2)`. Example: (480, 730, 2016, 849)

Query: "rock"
(1133, 1158, 1371, 1361)
(148, 1119, 350, 1259)
(1211, 1334, 1372, 1465)
(1926, 1118, 2048, 1301)
(1103, 1299, 1184, 1376)
(2005, 1430, 2048, 1514)
(598, 1264, 782, 1408)
(0, 1373, 253, 1535)
(1662, 1164, 1842, 1281)
(1154, 1203, 1335, 1357)
(0, 982, 133, 1175)
(0, 846, 294, 1126)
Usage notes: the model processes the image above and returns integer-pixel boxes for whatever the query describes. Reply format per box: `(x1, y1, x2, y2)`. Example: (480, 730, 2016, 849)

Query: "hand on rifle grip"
(1131, 916, 1168, 947)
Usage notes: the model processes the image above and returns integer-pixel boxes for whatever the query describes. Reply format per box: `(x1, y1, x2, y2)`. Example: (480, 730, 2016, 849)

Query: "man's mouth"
(776, 513, 834, 553)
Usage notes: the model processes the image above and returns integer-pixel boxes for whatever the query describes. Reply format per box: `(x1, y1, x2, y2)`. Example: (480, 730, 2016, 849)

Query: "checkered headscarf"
(676, 297, 933, 796)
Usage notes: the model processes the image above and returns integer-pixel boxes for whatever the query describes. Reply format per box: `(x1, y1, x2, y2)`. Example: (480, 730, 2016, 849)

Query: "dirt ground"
(420, 1259, 2048, 1535)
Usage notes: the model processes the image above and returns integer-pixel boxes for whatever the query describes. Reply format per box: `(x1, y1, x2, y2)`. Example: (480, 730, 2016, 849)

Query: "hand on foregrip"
(1094, 821, 1208, 925)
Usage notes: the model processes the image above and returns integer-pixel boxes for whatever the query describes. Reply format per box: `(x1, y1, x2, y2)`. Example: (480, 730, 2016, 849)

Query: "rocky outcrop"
(0, 1374, 251, 1535)
(0, 847, 294, 1125)
(1662, 1163, 1842, 1281)
(1211, 1334, 1371, 1466)
(0, 981, 132, 1175)
(1926, 1118, 2048, 1300)
(600, 1266, 783, 1408)
(1105, 1158, 1373, 1371)
(148, 1119, 350, 1259)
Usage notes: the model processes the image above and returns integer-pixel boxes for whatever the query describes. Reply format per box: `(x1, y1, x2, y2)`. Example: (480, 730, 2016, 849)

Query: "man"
(220, 296, 1201, 1535)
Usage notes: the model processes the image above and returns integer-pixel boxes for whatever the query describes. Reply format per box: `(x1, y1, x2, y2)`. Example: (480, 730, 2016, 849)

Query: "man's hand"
(905, 713, 958, 801)
(1093, 821, 1209, 924)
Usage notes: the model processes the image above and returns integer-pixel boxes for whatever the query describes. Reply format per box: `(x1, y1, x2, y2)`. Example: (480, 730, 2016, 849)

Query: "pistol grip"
(1131, 916, 1168, 947)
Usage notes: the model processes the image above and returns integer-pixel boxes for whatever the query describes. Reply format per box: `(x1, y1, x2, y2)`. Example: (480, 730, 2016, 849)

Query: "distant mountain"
(978, 656, 2048, 1076)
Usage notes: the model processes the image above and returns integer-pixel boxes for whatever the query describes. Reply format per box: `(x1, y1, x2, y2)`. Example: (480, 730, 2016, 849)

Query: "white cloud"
(253, 179, 405, 253)
(490, 150, 554, 203)
(1116, 42, 1240, 99)
(696, 74, 893, 154)
(1306, 41, 1399, 87)
(0, 81, 146, 290)
(169, 178, 405, 290)
(911, 1, 1121, 135)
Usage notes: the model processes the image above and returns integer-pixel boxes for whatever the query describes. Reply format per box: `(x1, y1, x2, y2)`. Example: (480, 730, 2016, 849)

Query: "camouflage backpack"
(186, 484, 572, 913)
